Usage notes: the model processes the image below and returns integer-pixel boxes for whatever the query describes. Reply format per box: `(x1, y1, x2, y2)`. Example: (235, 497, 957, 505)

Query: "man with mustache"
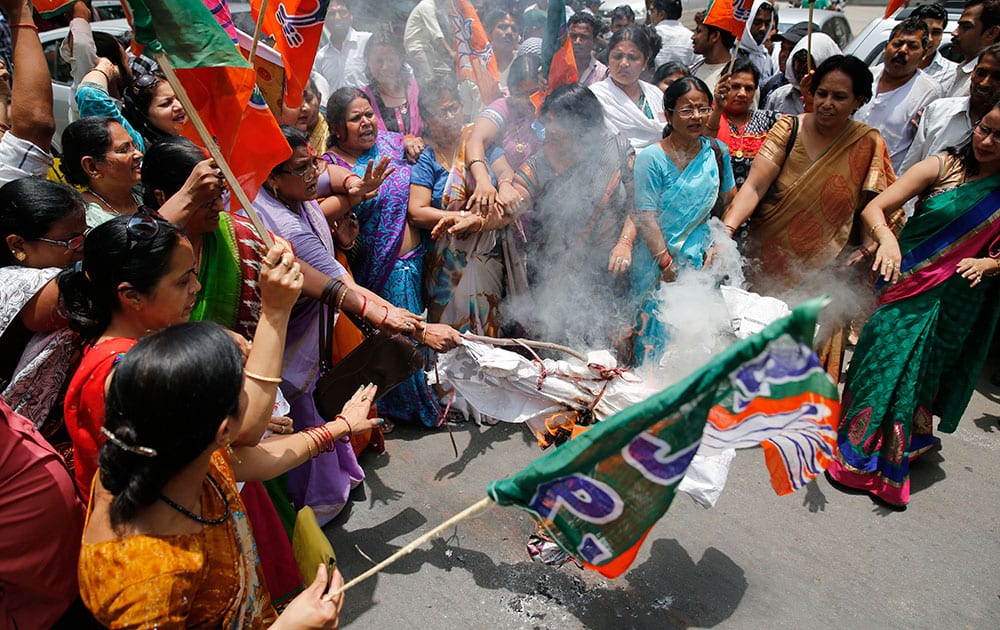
(853, 17, 943, 173)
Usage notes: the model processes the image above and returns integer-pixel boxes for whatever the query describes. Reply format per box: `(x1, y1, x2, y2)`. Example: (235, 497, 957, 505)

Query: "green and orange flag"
(488, 298, 840, 578)
(122, 0, 291, 200)
(531, 0, 577, 110)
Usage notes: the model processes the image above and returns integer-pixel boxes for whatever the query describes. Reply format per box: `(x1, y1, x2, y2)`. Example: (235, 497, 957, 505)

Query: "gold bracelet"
(869, 223, 888, 239)
(618, 234, 633, 245)
(244, 370, 283, 384)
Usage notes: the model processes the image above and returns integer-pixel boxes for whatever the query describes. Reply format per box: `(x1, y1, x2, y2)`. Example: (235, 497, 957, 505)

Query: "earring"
(13, 250, 25, 261)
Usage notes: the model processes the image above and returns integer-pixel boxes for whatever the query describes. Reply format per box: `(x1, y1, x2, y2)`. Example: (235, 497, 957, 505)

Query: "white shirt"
(654, 20, 695, 68)
(404, 0, 444, 54)
(946, 57, 976, 98)
(692, 59, 729, 93)
(0, 133, 53, 186)
(854, 66, 943, 173)
(922, 51, 958, 90)
(313, 28, 371, 92)
(899, 96, 972, 174)
(578, 56, 608, 87)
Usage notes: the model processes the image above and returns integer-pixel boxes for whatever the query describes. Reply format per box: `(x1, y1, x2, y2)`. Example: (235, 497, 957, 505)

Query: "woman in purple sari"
(320, 88, 454, 427)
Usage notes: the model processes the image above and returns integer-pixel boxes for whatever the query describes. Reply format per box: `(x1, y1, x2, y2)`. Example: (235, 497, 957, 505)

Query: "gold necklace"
(88, 188, 123, 215)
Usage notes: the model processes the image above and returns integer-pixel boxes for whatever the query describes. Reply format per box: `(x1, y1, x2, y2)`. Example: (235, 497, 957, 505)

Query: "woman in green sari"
(826, 101, 1000, 508)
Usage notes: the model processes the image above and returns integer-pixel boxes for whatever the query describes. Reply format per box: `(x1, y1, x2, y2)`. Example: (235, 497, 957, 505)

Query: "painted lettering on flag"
(250, 0, 329, 108)
(449, 0, 502, 104)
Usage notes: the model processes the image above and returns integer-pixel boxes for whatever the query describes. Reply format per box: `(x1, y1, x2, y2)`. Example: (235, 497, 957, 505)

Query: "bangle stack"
(653, 247, 674, 270)
(618, 234, 633, 246)
(301, 424, 335, 458)
(724, 224, 737, 236)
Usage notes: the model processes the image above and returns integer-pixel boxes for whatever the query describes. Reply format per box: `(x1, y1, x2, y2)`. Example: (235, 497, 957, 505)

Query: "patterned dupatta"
(876, 172, 1000, 307)
(363, 78, 424, 137)
(322, 131, 412, 295)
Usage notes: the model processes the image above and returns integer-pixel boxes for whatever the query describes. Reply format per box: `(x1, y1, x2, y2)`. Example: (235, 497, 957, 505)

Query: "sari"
(424, 125, 504, 335)
(512, 132, 634, 351)
(746, 116, 895, 295)
(828, 157, 1000, 506)
(323, 132, 442, 427)
(79, 450, 277, 628)
(589, 77, 665, 150)
(631, 138, 736, 365)
(190, 211, 304, 606)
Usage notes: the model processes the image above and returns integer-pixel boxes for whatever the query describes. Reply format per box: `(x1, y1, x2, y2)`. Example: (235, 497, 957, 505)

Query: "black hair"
(363, 29, 407, 69)
(730, 58, 762, 87)
(611, 4, 635, 22)
(889, 15, 930, 48)
(703, 22, 737, 49)
(568, 11, 602, 37)
(608, 24, 658, 63)
(483, 8, 518, 32)
(0, 179, 85, 266)
(966, 0, 1000, 31)
(57, 215, 184, 340)
(93, 31, 129, 89)
(650, 0, 682, 21)
(539, 83, 606, 139)
(123, 72, 175, 145)
(100, 321, 243, 529)
(981, 41, 1000, 62)
(661, 76, 713, 137)
(140, 136, 207, 208)
(911, 2, 948, 28)
(272, 125, 311, 177)
(809, 55, 874, 104)
(417, 79, 462, 127)
(507, 53, 543, 92)
(325, 87, 370, 147)
(948, 95, 1000, 175)
(60, 117, 117, 187)
(653, 61, 691, 85)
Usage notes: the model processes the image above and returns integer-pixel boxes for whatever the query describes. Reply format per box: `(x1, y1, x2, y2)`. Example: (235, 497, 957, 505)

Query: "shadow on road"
(971, 414, 999, 433)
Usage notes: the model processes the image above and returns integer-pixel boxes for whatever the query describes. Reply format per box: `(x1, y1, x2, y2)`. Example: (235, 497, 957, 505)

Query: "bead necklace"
(159, 473, 231, 525)
(88, 188, 123, 216)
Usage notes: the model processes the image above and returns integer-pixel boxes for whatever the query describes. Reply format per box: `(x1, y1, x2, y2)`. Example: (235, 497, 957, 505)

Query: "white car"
(41, 18, 134, 153)
(844, 4, 963, 67)
(777, 8, 853, 50)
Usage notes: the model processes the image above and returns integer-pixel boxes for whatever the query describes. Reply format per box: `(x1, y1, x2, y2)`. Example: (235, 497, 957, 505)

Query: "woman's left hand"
(403, 135, 426, 164)
(871, 234, 902, 283)
(433, 212, 485, 239)
(346, 156, 394, 200)
(607, 241, 632, 276)
(418, 323, 463, 352)
(957, 257, 998, 288)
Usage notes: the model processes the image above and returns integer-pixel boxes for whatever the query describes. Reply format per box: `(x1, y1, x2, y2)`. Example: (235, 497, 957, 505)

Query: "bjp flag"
(703, 0, 754, 41)
(449, 0, 502, 104)
(249, 0, 330, 108)
(30, 0, 75, 18)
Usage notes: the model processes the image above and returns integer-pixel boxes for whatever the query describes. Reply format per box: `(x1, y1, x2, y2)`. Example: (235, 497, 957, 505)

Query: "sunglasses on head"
(125, 210, 160, 250)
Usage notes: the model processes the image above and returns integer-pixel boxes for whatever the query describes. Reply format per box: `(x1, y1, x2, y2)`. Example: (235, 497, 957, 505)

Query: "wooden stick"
(323, 497, 494, 599)
(154, 53, 275, 249)
(462, 333, 588, 361)
(247, 0, 269, 66)
(806, 2, 815, 73)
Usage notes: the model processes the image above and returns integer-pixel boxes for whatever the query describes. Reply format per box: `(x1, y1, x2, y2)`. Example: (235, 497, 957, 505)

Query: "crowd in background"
(3, 0, 1000, 627)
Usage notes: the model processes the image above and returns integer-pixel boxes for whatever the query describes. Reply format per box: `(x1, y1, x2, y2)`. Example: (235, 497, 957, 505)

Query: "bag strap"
(785, 115, 799, 161)
(710, 138, 724, 199)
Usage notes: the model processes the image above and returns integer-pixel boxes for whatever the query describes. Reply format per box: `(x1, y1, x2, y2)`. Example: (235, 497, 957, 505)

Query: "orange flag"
(249, 0, 328, 108)
(703, 0, 754, 41)
(884, 0, 907, 19)
(449, 0, 502, 104)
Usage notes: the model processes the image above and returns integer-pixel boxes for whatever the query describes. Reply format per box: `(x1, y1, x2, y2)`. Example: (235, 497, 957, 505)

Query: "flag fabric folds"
(540, 0, 577, 89)
(249, 0, 330, 108)
(703, 0, 755, 41)
(488, 298, 839, 579)
(884, 0, 907, 19)
(123, 0, 291, 200)
(449, 0, 502, 105)
(30, 0, 75, 18)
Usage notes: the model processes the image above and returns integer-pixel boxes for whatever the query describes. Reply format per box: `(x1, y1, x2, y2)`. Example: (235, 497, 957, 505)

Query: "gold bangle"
(244, 370, 283, 384)
(477, 216, 487, 233)
(618, 234, 633, 244)
(869, 223, 888, 239)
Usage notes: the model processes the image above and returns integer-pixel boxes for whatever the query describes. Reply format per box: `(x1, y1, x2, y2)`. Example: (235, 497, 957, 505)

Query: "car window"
(43, 38, 72, 85)
(94, 4, 127, 20)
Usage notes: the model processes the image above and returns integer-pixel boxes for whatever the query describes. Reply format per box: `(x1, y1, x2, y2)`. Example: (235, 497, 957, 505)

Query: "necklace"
(159, 473, 231, 525)
(88, 189, 123, 216)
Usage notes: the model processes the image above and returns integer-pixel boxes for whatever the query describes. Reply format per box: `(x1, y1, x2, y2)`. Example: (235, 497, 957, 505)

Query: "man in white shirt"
(900, 43, 1000, 174)
(911, 2, 959, 88)
(404, 0, 454, 83)
(947, 0, 1000, 97)
(313, 1, 371, 92)
(568, 12, 608, 86)
(650, 0, 694, 68)
(854, 17, 943, 173)
(690, 11, 734, 92)
(580, 0, 602, 16)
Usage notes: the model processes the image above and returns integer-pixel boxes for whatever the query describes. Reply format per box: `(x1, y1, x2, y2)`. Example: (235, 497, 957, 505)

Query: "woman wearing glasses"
(825, 101, 1000, 508)
(629, 76, 736, 365)
(58, 214, 301, 500)
(0, 179, 87, 431)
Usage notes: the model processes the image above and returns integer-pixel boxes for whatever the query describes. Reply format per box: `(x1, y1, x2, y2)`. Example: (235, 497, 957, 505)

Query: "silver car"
(776, 8, 853, 50)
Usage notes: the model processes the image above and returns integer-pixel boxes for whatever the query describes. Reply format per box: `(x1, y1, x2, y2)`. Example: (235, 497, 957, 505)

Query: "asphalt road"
(320, 7, 999, 629)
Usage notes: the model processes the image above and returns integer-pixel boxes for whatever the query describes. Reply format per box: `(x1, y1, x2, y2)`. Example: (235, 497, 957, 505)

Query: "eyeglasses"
(674, 106, 714, 119)
(278, 157, 322, 183)
(125, 211, 160, 250)
(31, 231, 88, 251)
(107, 141, 141, 156)
(973, 122, 1000, 143)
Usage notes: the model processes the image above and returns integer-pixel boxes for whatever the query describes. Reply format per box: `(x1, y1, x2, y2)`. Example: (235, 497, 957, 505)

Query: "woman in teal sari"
(630, 77, 735, 365)
(826, 102, 1000, 508)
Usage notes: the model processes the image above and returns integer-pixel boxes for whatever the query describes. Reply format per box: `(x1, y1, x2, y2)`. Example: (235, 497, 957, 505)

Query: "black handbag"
(312, 292, 424, 421)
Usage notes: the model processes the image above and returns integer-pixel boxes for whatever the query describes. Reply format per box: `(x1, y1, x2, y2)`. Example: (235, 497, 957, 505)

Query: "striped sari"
(828, 160, 1000, 506)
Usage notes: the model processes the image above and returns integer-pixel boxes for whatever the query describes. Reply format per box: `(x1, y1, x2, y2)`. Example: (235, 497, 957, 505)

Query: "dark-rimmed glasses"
(278, 157, 322, 183)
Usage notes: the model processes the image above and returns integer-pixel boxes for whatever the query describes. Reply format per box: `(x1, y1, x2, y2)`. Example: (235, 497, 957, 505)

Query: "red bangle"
(336, 414, 352, 436)
(360, 295, 368, 319)
(11, 23, 38, 31)
(378, 305, 389, 328)
(342, 173, 361, 191)
(316, 424, 335, 452)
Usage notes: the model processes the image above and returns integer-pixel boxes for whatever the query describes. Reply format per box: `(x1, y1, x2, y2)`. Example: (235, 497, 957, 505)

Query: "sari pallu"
(746, 117, 895, 295)
(829, 170, 1000, 505)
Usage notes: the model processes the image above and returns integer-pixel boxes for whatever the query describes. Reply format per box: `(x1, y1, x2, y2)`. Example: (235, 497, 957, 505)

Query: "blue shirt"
(410, 146, 449, 209)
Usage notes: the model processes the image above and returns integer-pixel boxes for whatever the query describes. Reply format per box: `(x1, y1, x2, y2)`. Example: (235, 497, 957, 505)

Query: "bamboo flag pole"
(806, 1, 815, 73)
(323, 497, 495, 599)
(153, 52, 275, 249)
(247, 0, 269, 65)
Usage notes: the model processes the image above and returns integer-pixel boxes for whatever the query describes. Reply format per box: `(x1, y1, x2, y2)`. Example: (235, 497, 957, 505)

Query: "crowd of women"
(3, 0, 1000, 626)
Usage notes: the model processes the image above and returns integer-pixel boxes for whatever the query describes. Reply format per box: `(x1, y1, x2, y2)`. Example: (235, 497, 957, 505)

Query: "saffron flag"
(449, 0, 502, 105)
(703, 0, 755, 41)
(30, 0, 75, 18)
(123, 0, 291, 200)
(488, 298, 839, 578)
(249, 0, 329, 108)
(539, 0, 577, 92)
(884, 0, 907, 19)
